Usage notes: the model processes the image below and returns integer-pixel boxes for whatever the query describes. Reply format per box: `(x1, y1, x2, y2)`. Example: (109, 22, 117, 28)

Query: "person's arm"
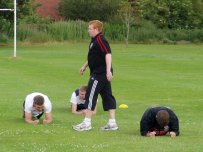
(106, 54, 113, 81)
(24, 112, 39, 125)
(24, 95, 39, 124)
(140, 109, 154, 136)
(70, 91, 86, 115)
(169, 114, 179, 137)
(80, 61, 88, 75)
(43, 112, 52, 124)
(71, 104, 86, 115)
(140, 118, 150, 136)
(43, 96, 52, 124)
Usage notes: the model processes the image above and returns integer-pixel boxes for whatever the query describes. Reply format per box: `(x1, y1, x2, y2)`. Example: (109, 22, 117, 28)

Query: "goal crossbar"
(0, 9, 14, 11)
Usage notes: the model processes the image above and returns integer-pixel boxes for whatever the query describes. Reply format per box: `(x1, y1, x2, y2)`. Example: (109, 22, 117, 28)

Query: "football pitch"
(0, 43, 203, 152)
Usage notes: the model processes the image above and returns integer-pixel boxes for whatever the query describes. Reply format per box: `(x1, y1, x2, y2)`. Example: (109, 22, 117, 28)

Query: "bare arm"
(24, 112, 39, 125)
(105, 54, 113, 81)
(43, 112, 52, 124)
(71, 104, 86, 115)
(80, 61, 88, 75)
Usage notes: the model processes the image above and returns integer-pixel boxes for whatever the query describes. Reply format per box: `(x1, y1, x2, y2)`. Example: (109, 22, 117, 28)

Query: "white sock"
(83, 118, 91, 126)
(108, 119, 116, 125)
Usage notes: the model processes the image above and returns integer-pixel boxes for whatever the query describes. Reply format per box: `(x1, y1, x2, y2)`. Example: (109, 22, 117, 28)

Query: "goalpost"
(0, 0, 17, 57)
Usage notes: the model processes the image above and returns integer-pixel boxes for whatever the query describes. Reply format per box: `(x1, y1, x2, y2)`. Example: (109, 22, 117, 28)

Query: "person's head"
(156, 110, 170, 127)
(79, 85, 88, 100)
(88, 20, 103, 38)
(33, 95, 44, 112)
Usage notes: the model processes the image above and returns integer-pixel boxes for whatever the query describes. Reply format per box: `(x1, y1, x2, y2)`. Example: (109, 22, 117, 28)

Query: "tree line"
(0, 0, 203, 43)
(59, 0, 203, 29)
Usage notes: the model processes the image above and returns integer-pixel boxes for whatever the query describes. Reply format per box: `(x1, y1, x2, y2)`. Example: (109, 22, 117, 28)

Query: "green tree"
(118, 0, 141, 46)
(167, 0, 194, 29)
(140, 0, 170, 28)
(0, 0, 14, 20)
(0, 0, 48, 42)
(18, 0, 47, 24)
(59, 0, 121, 22)
(18, 0, 33, 18)
(0, 0, 15, 40)
(191, 0, 203, 28)
(0, 0, 36, 20)
(141, 0, 197, 29)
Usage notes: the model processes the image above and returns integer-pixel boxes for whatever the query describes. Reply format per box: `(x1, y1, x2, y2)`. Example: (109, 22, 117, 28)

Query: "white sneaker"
(72, 122, 92, 131)
(101, 123, 118, 131)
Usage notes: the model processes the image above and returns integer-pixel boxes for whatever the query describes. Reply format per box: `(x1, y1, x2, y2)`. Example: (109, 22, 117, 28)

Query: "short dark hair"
(156, 110, 169, 127)
(33, 95, 44, 105)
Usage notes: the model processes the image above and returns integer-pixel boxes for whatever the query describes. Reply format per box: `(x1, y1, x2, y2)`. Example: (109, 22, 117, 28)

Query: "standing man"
(70, 85, 97, 115)
(73, 20, 118, 131)
(140, 106, 179, 137)
(23, 92, 52, 125)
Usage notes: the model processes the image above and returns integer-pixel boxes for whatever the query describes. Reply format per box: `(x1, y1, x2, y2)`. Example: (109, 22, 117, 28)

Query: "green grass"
(0, 43, 203, 152)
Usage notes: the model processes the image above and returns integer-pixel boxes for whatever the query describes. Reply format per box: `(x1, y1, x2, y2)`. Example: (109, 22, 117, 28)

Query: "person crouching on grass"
(140, 106, 179, 137)
(23, 92, 52, 125)
(70, 85, 97, 115)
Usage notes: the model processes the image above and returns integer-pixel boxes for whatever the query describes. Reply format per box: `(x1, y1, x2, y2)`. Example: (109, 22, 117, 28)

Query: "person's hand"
(106, 71, 113, 81)
(43, 119, 51, 124)
(147, 131, 156, 137)
(33, 120, 39, 125)
(80, 66, 86, 75)
(170, 132, 176, 137)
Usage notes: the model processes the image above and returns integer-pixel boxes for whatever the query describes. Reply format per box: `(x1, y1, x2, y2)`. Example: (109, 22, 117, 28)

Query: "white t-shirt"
(70, 89, 98, 105)
(70, 91, 85, 105)
(24, 92, 52, 117)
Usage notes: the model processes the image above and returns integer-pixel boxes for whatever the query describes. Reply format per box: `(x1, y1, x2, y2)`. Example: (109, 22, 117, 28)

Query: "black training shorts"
(84, 74, 116, 111)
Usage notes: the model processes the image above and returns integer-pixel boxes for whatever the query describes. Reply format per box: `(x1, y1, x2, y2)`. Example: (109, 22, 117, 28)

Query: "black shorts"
(76, 104, 86, 111)
(84, 74, 116, 111)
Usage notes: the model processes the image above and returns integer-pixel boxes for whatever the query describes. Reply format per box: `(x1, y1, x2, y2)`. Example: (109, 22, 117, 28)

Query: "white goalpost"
(0, 0, 17, 57)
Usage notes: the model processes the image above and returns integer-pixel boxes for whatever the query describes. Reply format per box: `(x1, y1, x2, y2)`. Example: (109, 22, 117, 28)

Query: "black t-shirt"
(88, 33, 113, 75)
(140, 106, 179, 136)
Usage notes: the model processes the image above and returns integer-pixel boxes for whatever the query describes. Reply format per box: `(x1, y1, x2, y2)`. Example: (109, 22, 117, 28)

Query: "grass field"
(0, 43, 203, 152)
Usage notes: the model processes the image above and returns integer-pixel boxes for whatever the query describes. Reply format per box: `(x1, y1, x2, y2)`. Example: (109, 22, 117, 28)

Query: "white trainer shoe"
(72, 122, 92, 131)
(101, 123, 118, 131)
